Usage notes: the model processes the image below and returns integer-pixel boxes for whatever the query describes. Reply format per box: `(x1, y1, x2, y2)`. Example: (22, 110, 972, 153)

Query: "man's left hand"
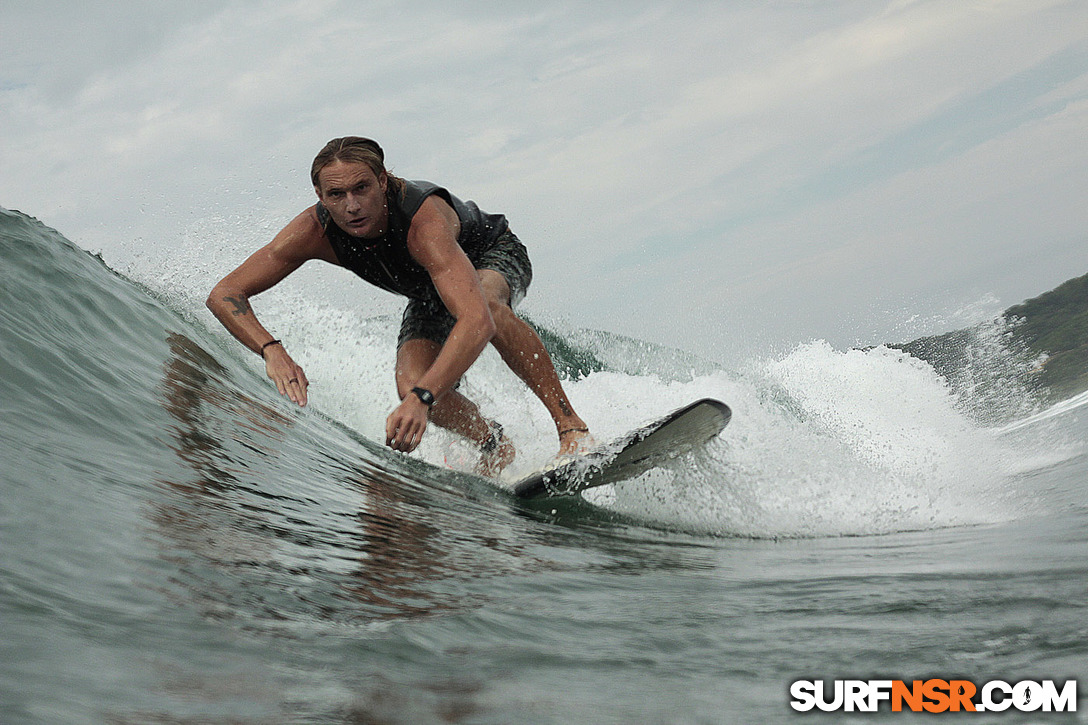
(385, 395, 429, 452)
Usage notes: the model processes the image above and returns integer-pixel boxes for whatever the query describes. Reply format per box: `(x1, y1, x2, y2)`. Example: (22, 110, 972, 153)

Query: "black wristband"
(260, 339, 282, 357)
(411, 387, 436, 406)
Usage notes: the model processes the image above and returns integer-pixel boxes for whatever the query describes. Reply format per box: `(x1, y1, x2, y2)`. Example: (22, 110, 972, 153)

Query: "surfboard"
(512, 398, 731, 500)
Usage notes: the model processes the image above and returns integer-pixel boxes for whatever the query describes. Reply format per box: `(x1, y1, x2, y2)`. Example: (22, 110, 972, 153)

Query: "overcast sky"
(2, 0, 1086, 360)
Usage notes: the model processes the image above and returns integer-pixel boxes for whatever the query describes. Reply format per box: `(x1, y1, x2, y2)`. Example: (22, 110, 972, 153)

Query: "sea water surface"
(1, 207, 1086, 723)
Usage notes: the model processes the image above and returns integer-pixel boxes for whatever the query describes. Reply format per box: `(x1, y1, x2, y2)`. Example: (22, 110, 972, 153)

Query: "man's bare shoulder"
(407, 195, 461, 260)
(270, 206, 336, 264)
(414, 194, 459, 227)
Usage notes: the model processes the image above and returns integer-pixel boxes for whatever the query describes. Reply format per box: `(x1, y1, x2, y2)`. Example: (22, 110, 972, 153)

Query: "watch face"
(413, 388, 434, 406)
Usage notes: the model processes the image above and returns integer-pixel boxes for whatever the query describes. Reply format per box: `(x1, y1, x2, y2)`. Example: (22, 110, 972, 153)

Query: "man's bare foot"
(474, 422, 516, 477)
(557, 426, 594, 457)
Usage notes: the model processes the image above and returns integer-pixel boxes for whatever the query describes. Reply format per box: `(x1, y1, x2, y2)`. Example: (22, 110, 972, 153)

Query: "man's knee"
(478, 269, 512, 305)
(393, 369, 415, 400)
(487, 297, 520, 334)
(395, 338, 441, 396)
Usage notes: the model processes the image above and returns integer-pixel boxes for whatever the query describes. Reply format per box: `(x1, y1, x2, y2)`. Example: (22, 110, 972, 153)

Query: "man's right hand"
(264, 344, 309, 406)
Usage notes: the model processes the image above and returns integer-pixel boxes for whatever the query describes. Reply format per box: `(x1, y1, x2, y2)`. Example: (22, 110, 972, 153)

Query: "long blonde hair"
(310, 136, 403, 193)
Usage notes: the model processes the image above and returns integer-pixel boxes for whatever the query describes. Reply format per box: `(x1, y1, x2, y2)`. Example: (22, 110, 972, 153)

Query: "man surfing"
(207, 137, 591, 476)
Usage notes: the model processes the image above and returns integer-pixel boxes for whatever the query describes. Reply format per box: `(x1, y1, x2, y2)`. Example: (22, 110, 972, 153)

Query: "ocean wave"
(1, 206, 1058, 541)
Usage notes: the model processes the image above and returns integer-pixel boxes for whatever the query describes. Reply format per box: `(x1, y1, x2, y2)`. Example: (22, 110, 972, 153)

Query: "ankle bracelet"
(481, 421, 504, 454)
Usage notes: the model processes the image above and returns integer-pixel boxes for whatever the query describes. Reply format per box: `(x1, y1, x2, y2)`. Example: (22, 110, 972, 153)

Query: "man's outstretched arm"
(206, 209, 328, 406)
(384, 197, 497, 452)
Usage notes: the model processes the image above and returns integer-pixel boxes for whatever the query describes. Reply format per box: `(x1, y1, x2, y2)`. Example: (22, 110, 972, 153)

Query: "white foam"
(586, 341, 1030, 538)
(208, 297, 1043, 538)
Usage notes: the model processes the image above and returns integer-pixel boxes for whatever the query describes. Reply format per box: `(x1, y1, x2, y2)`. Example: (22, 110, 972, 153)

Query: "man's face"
(315, 160, 388, 239)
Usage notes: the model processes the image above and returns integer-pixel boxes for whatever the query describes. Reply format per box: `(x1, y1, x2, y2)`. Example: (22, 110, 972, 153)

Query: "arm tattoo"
(224, 295, 252, 317)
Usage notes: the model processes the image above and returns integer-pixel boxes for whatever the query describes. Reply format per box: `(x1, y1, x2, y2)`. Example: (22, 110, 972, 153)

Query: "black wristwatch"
(411, 387, 436, 407)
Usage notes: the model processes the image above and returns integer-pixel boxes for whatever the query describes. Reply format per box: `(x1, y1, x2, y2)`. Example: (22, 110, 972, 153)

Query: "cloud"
(2, 0, 1086, 356)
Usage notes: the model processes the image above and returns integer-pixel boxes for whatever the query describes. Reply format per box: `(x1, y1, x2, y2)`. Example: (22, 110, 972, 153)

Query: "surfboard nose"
(513, 398, 731, 499)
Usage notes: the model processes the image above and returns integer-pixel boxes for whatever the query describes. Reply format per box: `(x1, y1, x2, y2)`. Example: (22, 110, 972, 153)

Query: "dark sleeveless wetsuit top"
(315, 180, 509, 301)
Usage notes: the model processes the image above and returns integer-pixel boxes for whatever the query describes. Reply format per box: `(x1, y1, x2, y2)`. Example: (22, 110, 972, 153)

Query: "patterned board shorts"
(397, 229, 533, 348)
